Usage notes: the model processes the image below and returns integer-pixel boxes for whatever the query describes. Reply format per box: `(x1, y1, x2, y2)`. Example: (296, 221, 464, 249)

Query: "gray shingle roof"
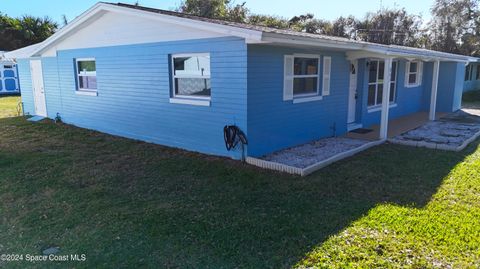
(107, 2, 477, 61)
(110, 2, 368, 45)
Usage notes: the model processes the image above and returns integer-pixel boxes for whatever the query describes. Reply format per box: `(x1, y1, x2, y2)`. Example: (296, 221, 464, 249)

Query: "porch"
(347, 111, 448, 141)
(246, 109, 480, 176)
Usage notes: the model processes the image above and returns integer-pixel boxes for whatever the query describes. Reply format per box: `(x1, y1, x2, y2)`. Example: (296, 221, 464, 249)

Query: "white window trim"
(169, 97, 210, 106)
(367, 103, 397, 113)
(367, 60, 397, 108)
(76, 57, 97, 92)
(170, 53, 211, 102)
(293, 95, 323, 104)
(75, 90, 98, 96)
(405, 61, 423, 88)
(291, 54, 321, 99)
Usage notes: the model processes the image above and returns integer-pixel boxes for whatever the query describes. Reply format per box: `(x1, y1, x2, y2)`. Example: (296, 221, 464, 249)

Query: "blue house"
(7, 2, 476, 160)
(463, 62, 480, 92)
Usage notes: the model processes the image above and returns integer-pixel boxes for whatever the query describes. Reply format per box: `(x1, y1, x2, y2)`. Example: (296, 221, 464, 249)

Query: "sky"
(1, 0, 434, 24)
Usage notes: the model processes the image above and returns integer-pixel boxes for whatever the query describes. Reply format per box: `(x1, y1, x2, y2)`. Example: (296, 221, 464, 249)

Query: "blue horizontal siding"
(437, 62, 464, 112)
(17, 59, 34, 115)
(247, 45, 349, 157)
(18, 36, 465, 160)
(19, 37, 248, 159)
(362, 60, 464, 127)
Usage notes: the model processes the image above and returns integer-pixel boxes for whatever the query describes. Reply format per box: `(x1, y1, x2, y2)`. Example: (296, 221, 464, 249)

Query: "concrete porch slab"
(389, 110, 480, 151)
(347, 112, 448, 141)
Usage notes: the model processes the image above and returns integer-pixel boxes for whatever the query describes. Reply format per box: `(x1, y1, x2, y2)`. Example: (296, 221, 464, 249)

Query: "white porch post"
(429, 60, 440, 121)
(379, 57, 393, 140)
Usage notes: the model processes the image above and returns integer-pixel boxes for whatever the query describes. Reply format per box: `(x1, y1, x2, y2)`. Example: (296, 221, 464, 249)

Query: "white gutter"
(262, 32, 476, 63)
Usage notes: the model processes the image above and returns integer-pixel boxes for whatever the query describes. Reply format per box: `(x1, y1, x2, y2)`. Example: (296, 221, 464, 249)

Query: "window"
(292, 56, 319, 96)
(283, 54, 330, 103)
(367, 60, 397, 107)
(465, 65, 472, 81)
(76, 58, 97, 91)
(171, 53, 211, 100)
(476, 65, 480, 80)
(405, 61, 423, 87)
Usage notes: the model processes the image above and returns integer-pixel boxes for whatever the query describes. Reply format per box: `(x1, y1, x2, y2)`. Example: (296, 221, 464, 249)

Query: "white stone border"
(388, 128, 480, 152)
(246, 140, 384, 177)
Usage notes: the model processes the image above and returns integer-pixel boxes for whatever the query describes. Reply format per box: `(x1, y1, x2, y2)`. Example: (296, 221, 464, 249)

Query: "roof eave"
(262, 32, 474, 63)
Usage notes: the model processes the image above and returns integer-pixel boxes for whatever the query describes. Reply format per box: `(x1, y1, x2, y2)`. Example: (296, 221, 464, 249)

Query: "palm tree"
(0, 13, 58, 51)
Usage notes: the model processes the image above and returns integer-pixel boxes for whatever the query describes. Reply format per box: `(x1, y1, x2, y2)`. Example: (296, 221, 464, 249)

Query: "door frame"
(347, 60, 358, 124)
(30, 60, 47, 117)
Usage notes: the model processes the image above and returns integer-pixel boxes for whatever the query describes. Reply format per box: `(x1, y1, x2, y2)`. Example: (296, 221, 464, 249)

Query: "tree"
(18, 15, 58, 45)
(0, 13, 57, 51)
(354, 8, 423, 47)
(247, 14, 289, 29)
(178, 0, 248, 23)
(331, 16, 358, 38)
(174, 0, 480, 55)
(0, 13, 21, 50)
(428, 0, 480, 55)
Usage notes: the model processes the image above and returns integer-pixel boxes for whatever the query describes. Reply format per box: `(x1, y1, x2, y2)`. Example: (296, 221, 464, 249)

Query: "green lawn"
(0, 96, 21, 118)
(0, 113, 479, 267)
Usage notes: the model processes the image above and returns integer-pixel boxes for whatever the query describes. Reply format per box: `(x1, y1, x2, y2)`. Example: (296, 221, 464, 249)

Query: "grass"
(0, 100, 479, 267)
(0, 95, 21, 118)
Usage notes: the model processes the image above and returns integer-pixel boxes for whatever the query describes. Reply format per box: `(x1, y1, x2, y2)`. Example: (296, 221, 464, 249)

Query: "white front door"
(348, 60, 358, 123)
(30, 60, 47, 117)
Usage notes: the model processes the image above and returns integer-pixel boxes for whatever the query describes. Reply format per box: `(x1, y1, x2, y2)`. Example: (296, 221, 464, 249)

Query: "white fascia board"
(31, 3, 107, 57)
(263, 32, 473, 63)
(362, 45, 474, 63)
(101, 4, 263, 41)
(347, 45, 474, 63)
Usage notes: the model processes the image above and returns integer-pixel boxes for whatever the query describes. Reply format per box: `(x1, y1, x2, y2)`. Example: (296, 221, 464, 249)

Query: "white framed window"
(284, 54, 330, 103)
(405, 61, 423, 87)
(75, 58, 97, 92)
(292, 55, 320, 97)
(367, 60, 397, 108)
(171, 53, 211, 105)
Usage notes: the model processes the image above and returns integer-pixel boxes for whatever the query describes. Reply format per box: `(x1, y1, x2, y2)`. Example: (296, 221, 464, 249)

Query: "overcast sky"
(2, 0, 434, 24)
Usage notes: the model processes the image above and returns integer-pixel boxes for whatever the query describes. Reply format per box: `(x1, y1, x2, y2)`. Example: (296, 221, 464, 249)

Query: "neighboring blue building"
(0, 60, 20, 94)
(463, 62, 480, 92)
(7, 2, 476, 159)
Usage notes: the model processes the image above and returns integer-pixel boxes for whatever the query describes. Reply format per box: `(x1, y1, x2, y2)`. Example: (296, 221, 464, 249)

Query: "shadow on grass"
(0, 117, 477, 268)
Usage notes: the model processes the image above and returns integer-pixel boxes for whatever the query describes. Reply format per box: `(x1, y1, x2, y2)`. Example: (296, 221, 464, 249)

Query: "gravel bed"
(394, 110, 480, 146)
(262, 137, 370, 168)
